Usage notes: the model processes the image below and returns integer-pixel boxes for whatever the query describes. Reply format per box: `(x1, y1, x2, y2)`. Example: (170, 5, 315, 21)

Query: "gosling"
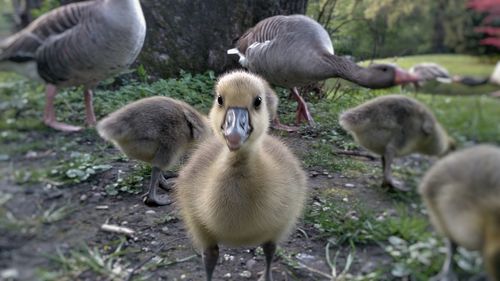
(419, 145, 500, 281)
(339, 94, 454, 191)
(175, 71, 308, 281)
(97, 96, 210, 206)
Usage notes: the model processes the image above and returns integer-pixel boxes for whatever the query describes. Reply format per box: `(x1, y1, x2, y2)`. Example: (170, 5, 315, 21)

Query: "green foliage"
(104, 163, 151, 196)
(31, 0, 60, 19)
(49, 152, 112, 184)
(306, 0, 484, 59)
(94, 70, 216, 118)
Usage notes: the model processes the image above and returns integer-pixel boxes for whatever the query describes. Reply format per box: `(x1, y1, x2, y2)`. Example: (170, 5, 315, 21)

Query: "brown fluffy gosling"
(175, 71, 308, 281)
(419, 145, 500, 281)
(97, 96, 210, 206)
(339, 94, 454, 191)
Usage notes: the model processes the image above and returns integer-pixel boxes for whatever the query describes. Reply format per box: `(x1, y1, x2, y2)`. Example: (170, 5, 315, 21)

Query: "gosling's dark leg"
(143, 166, 172, 206)
(262, 241, 277, 281)
(381, 147, 410, 192)
(203, 244, 219, 281)
(430, 239, 458, 281)
(158, 171, 177, 191)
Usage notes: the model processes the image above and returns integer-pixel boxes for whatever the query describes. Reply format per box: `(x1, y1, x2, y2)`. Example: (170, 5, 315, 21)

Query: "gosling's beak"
(394, 68, 421, 85)
(223, 107, 251, 151)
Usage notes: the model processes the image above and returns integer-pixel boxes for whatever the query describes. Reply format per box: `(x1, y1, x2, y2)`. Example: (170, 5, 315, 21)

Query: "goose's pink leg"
(43, 84, 82, 132)
(291, 87, 315, 126)
(270, 116, 300, 132)
(84, 88, 97, 126)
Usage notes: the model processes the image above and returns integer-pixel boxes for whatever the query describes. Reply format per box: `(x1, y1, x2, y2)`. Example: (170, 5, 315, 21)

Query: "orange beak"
(394, 68, 421, 85)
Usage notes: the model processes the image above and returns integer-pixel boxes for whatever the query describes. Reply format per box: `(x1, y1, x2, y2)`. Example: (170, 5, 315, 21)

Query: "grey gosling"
(339, 94, 454, 191)
(175, 71, 308, 281)
(97, 96, 210, 206)
(419, 145, 500, 281)
(0, 0, 146, 132)
(228, 14, 420, 126)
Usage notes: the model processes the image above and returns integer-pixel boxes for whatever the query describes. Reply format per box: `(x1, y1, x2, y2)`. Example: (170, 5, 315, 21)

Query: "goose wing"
(0, 2, 93, 63)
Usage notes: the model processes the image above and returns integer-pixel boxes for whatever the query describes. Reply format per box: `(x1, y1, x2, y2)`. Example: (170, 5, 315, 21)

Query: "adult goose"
(175, 71, 307, 281)
(228, 14, 420, 126)
(0, 0, 146, 132)
(408, 62, 451, 89)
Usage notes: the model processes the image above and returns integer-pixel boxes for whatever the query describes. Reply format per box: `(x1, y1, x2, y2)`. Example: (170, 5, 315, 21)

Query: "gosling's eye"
(254, 96, 262, 108)
(217, 95, 224, 106)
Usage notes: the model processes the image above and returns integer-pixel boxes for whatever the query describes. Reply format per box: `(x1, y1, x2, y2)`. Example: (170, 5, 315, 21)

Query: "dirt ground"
(0, 123, 441, 281)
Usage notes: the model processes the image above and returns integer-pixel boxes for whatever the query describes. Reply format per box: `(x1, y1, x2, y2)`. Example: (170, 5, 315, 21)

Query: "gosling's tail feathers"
(339, 110, 366, 132)
(96, 117, 124, 143)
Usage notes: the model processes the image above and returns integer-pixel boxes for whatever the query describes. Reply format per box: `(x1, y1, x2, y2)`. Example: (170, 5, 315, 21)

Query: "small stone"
(121, 221, 128, 225)
(80, 194, 88, 201)
(25, 151, 37, 158)
(246, 259, 257, 269)
(180, 274, 187, 279)
(223, 254, 234, 262)
(161, 227, 169, 234)
(223, 273, 232, 278)
(309, 171, 319, 177)
(145, 210, 156, 215)
(1, 268, 19, 279)
(239, 270, 252, 278)
(322, 171, 329, 175)
(327, 175, 333, 178)
(95, 205, 109, 210)
(342, 197, 349, 202)
(344, 183, 355, 188)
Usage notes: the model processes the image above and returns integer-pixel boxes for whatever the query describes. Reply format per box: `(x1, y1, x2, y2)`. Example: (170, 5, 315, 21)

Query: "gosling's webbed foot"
(143, 167, 173, 206)
(382, 178, 411, 192)
(143, 193, 172, 206)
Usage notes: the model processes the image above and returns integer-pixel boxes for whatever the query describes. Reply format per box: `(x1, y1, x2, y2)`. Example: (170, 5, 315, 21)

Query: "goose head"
(209, 71, 270, 152)
(364, 64, 421, 88)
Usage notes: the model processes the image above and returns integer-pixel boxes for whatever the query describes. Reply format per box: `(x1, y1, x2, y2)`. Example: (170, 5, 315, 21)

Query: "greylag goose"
(408, 62, 451, 88)
(0, 0, 146, 132)
(419, 145, 500, 281)
(175, 71, 307, 281)
(97, 96, 211, 206)
(339, 94, 454, 191)
(228, 14, 420, 126)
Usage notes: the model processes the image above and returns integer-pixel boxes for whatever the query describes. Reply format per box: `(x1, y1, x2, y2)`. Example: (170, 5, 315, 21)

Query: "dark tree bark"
(431, 0, 447, 53)
(138, 0, 308, 77)
(11, 0, 42, 29)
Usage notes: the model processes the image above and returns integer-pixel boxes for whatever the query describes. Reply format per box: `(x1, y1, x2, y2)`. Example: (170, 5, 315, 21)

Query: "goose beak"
(394, 68, 421, 85)
(223, 107, 252, 151)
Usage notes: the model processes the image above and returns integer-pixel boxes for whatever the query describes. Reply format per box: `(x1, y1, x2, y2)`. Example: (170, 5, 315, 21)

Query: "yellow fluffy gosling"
(419, 145, 500, 281)
(175, 71, 308, 281)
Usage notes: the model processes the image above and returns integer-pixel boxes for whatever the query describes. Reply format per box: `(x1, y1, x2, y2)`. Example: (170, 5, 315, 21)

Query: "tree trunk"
(138, 0, 307, 77)
(431, 0, 447, 53)
(11, 0, 42, 29)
